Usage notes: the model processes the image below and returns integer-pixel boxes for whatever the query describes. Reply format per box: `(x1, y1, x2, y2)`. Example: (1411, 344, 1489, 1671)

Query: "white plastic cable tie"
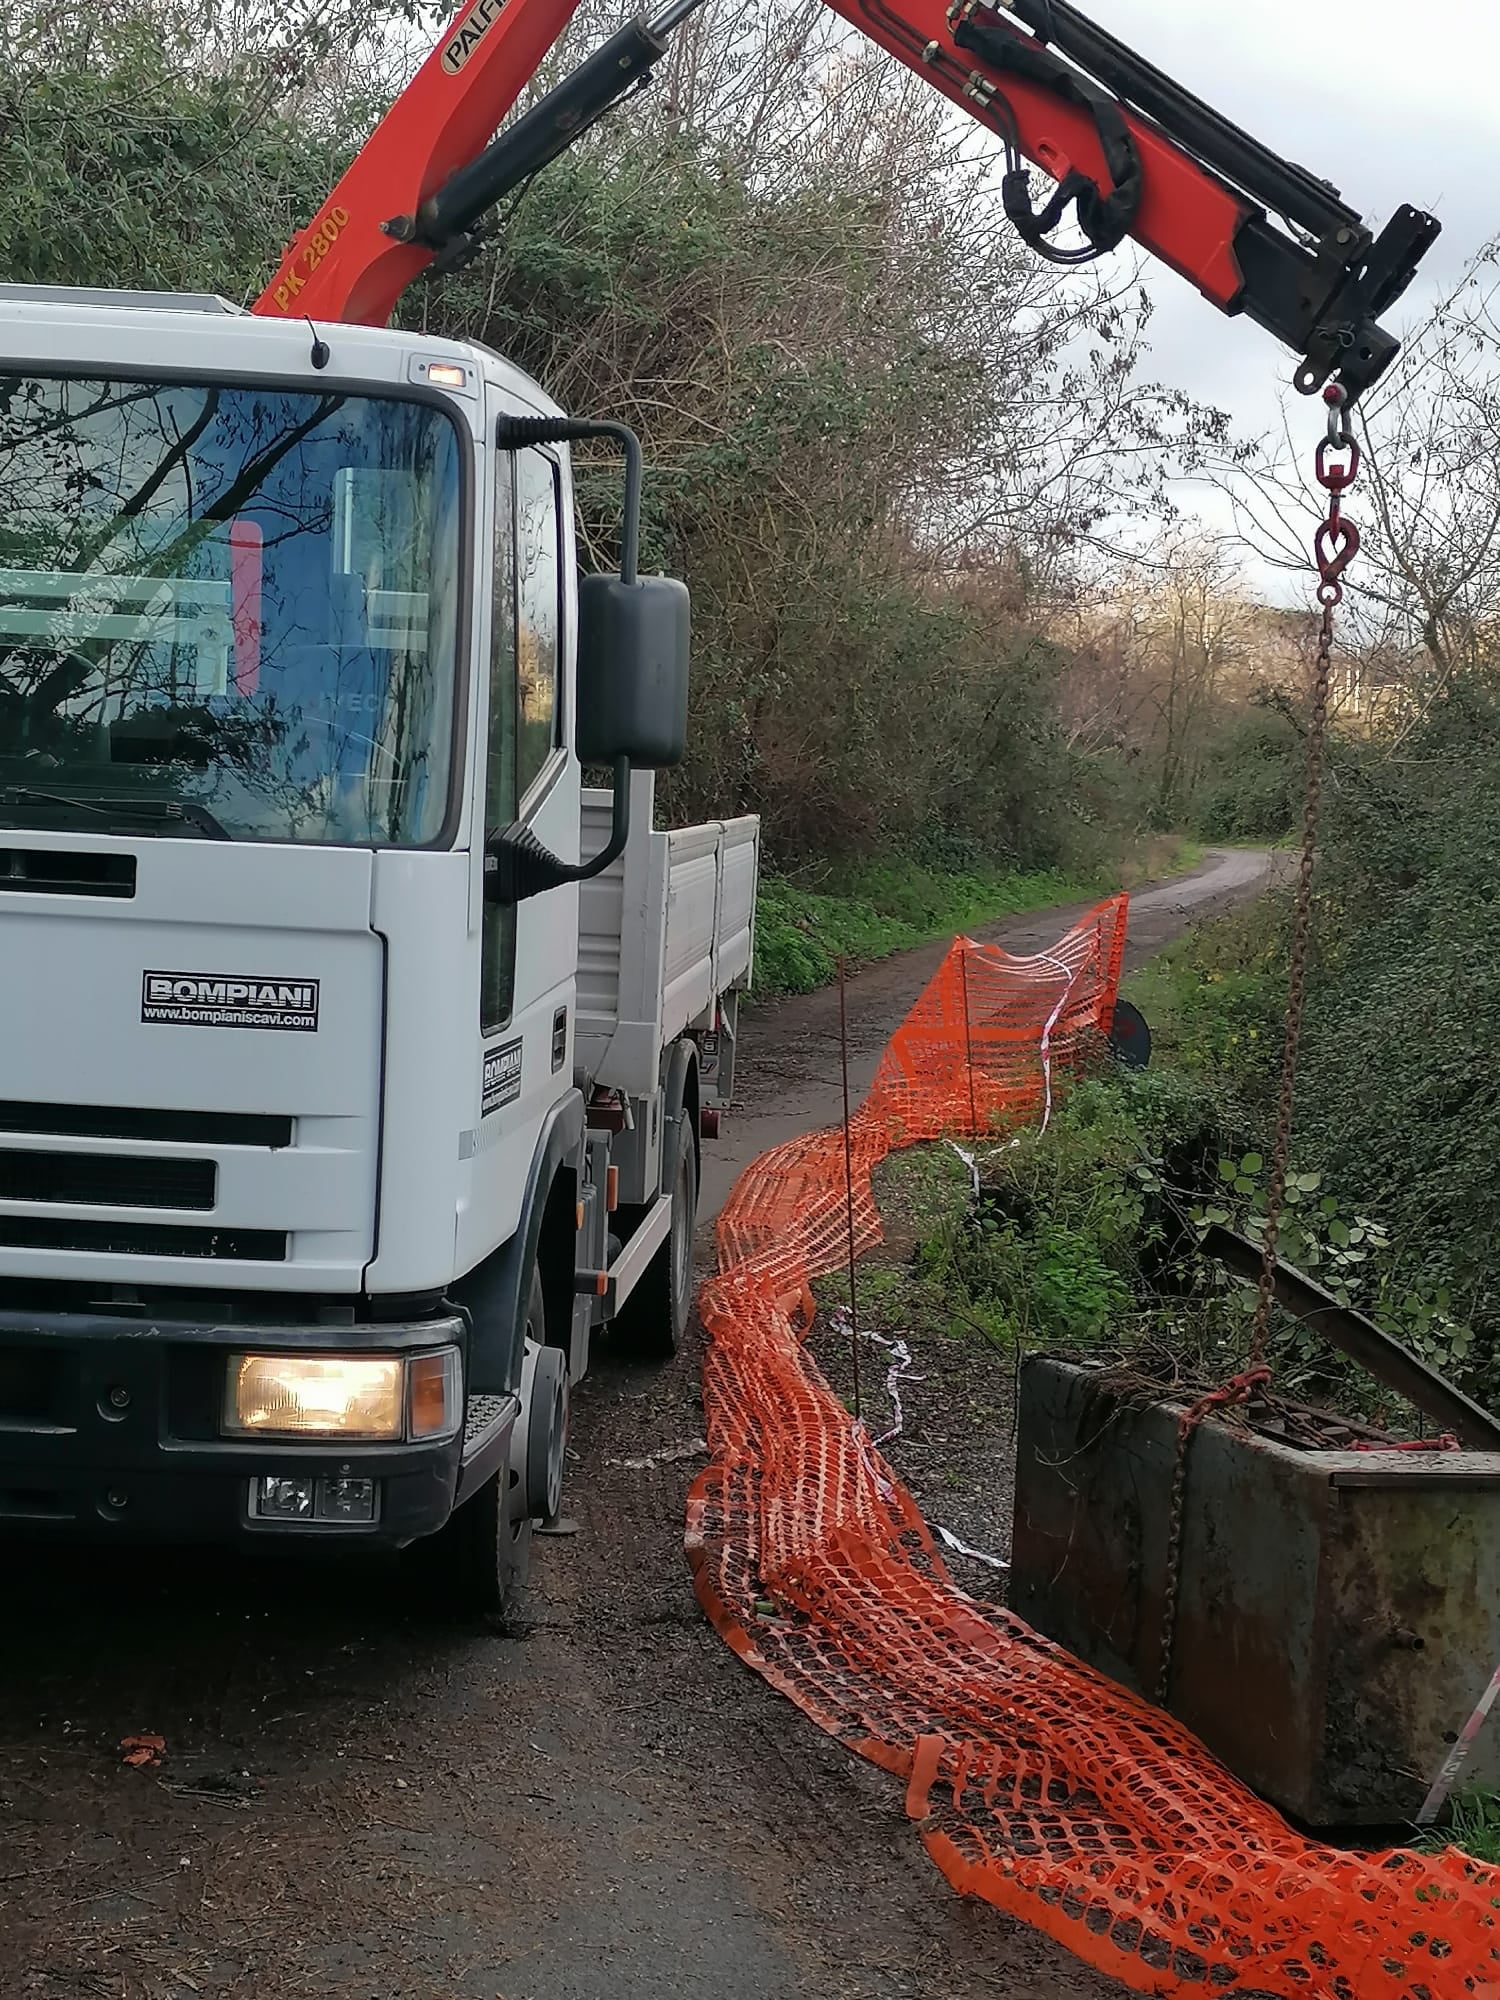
(935, 1524, 1010, 1571)
(871, 1331, 914, 1447)
(1034, 948, 1084, 1136)
(829, 1304, 918, 1454)
(607, 1437, 708, 1471)
(946, 1139, 981, 1198)
(850, 1417, 899, 1503)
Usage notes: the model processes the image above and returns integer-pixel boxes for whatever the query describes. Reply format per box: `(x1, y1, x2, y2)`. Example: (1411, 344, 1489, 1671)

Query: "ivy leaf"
(1328, 1219, 1350, 1247)
(1240, 1152, 1263, 1176)
(1218, 1158, 1238, 1183)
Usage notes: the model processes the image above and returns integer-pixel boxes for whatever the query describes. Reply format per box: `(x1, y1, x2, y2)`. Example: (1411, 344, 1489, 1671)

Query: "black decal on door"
(482, 1038, 523, 1116)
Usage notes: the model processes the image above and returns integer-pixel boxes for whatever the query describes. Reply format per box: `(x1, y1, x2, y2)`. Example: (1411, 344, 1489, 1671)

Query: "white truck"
(0, 283, 757, 1617)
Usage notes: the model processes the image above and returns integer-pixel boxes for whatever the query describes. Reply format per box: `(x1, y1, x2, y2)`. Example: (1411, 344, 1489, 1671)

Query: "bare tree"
(1208, 239, 1500, 737)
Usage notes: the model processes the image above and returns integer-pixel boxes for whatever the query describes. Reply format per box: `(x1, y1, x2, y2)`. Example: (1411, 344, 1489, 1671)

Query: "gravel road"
(0, 846, 1277, 2000)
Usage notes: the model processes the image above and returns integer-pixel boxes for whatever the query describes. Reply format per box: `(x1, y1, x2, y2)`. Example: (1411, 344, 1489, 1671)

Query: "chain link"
(1154, 387, 1351, 1708)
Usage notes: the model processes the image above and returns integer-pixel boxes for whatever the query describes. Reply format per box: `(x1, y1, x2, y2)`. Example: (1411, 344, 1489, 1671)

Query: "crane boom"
(255, 0, 585, 329)
(255, 0, 1439, 406)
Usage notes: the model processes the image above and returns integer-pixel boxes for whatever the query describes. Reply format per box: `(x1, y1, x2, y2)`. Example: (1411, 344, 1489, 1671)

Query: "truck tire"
(430, 1265, 548, 1630)
(612, 1113, 697, 1362)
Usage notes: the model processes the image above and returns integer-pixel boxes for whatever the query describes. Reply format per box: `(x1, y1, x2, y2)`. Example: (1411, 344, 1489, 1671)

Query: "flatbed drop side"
(0, 285, 756, 1617)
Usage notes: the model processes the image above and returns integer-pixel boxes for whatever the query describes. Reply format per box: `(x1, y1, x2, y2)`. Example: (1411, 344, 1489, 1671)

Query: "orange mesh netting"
(686, 898, 1500, 1997)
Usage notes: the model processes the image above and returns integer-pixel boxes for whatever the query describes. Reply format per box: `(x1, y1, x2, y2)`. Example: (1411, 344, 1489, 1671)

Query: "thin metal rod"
(647, 0, 708, 34)
(1203, 1223, 1500, 1451)
(838, 955, 863, 1423)
(958, 947, 979, 1135)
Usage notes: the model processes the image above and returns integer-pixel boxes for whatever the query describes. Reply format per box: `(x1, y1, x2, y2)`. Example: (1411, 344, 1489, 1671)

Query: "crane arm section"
(255, 0, 586, 329)
(255, 0, 1439, 406)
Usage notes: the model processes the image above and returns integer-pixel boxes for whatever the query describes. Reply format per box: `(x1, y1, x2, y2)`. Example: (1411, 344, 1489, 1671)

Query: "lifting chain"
(1154, 386, 1355, 1707)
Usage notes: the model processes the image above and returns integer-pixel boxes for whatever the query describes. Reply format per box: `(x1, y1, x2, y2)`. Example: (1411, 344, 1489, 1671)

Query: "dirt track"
(0, 847, 1276, 2000)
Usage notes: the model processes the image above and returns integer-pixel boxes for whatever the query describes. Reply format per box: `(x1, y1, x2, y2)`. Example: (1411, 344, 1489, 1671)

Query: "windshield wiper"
(0, 788, 233, 840)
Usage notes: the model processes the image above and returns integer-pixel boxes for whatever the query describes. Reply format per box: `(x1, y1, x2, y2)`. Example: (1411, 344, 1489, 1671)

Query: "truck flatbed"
(576, 774, 758, 1099)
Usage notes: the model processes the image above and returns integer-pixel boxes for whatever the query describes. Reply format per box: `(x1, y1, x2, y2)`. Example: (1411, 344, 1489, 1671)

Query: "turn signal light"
(408, 1349, 462, 1441)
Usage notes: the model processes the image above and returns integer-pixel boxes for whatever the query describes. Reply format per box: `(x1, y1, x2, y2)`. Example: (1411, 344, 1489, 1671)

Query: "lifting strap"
(950, 15, 1142, 260)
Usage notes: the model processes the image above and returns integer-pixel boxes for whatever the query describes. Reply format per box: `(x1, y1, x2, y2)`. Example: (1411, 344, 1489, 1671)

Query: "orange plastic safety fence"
(686, 899, 1500, 1998)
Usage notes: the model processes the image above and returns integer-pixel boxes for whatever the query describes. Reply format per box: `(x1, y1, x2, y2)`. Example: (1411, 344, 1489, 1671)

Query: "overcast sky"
(1093, 0, 1489, 593)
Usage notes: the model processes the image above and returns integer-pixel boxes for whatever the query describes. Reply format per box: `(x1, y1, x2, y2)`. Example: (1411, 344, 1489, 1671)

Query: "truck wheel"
(431, 1266, 548, 1630)
(612, 1113, 697, 1362)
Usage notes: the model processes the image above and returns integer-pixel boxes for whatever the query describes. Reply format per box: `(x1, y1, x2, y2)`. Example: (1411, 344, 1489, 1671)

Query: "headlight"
(224, 1349, 461, 1442)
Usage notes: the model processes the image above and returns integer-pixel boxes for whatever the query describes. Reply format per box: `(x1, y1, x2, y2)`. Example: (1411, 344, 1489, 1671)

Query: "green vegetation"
(1122, 899, 1288, 1083)
(754, 859, 1111, 999)
(828, 864, 1477, 1428)
(1122, 675, 1500, 1406)
(1191, 703, 1305, 844)
(754, 836, 1210, 1000)
(1421, 1789, 1500, 1867)
(1291, 681, 1500, 1354)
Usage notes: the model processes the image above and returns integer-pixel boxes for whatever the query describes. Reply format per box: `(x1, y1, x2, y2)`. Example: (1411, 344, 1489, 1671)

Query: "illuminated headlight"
(225, 1349, 461, 1442)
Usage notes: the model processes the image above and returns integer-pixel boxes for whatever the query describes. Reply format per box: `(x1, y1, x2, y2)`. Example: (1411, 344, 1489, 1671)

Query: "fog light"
(316, 1474, 377, 1522)
(226, 1355, 404, 1439)
(408, 1348, 462, 1441)
(256, 1475, 314, 1519)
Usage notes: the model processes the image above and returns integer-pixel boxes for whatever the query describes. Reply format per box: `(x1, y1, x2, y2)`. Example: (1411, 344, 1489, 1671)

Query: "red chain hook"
(1314, 384, 1361, 603)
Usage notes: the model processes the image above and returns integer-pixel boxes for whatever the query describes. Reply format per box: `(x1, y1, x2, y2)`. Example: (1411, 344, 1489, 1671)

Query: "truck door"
(457, 414, 580, 1276)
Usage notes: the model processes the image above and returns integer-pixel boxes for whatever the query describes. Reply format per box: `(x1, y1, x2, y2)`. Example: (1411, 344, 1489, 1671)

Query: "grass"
(754, 836, 1203, 1000)
(811, 1061, 1221, 1363)
(1120, 894, 1288, 1084)
(1420, 1788, 1500, 1864)
(810, 1144, 988, 1347)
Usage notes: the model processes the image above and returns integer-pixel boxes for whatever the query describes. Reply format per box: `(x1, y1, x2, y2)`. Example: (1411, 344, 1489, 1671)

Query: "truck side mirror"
(575, 573, 688, 769)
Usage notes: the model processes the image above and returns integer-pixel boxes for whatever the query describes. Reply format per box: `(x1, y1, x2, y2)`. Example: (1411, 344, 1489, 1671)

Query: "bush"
(1282, 679, 1500, 1379)
(1193, 704, 1302, 842)
(1121, 897, 1289, 1093)
(920, 1066, 1225, 1353)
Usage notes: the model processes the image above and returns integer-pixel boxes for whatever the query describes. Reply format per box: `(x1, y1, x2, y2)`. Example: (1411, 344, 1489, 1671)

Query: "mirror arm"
(487, 414, 655, 906)
(495, 416, 641, 585)
(485, 754, 630, 906)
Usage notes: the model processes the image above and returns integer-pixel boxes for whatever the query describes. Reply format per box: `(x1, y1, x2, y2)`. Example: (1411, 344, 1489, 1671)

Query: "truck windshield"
(0, 375, 463, 845)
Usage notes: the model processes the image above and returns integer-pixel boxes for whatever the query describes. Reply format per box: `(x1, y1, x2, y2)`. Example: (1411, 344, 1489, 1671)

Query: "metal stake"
(838, 955, 863, 1423)
(958, 946, 979, 1134)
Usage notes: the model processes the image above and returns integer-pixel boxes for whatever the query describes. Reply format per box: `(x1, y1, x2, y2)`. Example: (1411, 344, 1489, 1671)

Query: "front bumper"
(0, 1304, 475, 1546)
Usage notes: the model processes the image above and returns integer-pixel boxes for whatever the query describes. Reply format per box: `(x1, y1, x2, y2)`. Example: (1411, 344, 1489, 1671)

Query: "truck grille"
(0, 1217, 284, 1260)
(0, 1149, 215, 1210)
(0, 1102, 291, 1147)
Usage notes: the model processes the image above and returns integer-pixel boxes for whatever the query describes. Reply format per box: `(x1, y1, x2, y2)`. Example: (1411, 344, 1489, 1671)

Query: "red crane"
(253, 0, 1438, 409)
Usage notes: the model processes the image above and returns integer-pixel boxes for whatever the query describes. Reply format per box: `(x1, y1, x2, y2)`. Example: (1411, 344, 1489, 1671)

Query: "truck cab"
(0, 285, 756, 1615)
